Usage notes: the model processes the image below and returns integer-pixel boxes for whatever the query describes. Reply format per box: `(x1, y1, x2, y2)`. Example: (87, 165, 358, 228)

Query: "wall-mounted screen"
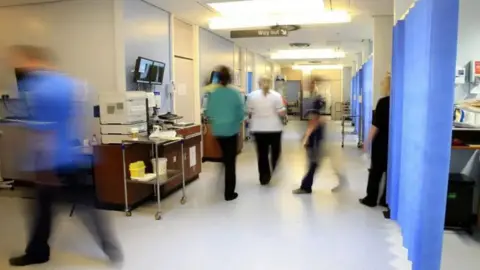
(210, 71, 220, 84)
(134, 57, 153, 83)
(149, 61, 166, 85)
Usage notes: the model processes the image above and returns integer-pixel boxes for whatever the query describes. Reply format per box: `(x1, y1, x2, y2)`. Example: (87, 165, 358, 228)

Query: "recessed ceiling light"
(271, 25, 301, 32)
(290, 43, 311, 48)
(293, 64, 343, 71)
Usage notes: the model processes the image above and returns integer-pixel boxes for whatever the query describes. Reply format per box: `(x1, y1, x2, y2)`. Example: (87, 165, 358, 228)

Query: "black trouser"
(216, 134, 238, 199)
(253, 132, 282, 184)
(364, 162, 388, 205)
(300, 162, 319, 192)
(26, 167, 117, 259)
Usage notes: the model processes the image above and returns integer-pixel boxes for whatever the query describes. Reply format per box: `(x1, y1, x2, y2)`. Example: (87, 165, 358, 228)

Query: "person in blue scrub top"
(6, 45, 122, 267)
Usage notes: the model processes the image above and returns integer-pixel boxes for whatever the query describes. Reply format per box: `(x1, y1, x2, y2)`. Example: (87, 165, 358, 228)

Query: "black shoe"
(359, 198, 377, 208)
(225, 193, 238, 201)
(9, 255, 49, 267)
(260, 177, 271, 186)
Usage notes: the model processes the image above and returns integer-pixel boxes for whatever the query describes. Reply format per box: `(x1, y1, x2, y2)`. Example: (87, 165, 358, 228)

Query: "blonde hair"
(9, 45, 55, 63)
(258, 75, 272, 91)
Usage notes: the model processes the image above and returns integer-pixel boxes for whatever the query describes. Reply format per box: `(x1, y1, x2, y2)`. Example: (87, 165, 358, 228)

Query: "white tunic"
(247, 89, 285, 132)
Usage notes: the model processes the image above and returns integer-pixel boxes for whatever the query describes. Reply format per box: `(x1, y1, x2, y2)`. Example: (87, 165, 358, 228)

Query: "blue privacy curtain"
(351, 73, 360, 134)
(357, 67, 364, 142)
(361, 59, 373, 145)
(387, 19, 405, 222)
(387, 0, 459, 269)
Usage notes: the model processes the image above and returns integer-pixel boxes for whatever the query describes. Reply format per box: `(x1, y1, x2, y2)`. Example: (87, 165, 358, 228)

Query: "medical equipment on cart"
(99, 91, 148, 144)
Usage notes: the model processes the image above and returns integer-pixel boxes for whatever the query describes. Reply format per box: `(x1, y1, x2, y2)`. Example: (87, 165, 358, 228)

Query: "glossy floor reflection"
(0, 120, 468, 270)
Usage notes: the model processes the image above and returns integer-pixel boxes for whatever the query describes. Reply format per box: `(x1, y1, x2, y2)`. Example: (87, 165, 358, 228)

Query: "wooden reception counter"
(93, 125, 202, 210)
(202, 121, 245, 162)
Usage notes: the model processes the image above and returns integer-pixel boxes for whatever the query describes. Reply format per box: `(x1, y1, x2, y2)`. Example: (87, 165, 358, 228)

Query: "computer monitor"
(134, 57, 153, 83)
(149, 61, 166, 85)
(210, 71, 220, 84)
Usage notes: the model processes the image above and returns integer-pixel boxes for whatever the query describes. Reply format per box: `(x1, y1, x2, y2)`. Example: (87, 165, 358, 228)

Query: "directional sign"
(230, 29, 288, 38)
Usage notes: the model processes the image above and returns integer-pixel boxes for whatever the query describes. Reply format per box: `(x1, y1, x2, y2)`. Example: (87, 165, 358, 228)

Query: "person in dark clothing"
(293, 108, 327, 194)
(360, 73, 391, 207)
(7, 45, 122, 267)
(293, 76, 347, 194)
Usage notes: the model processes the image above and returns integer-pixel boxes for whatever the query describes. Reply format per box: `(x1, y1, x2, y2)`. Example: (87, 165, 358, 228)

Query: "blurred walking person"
(205, 66, 244, 201)
(247, 76, 286, 185)
(6, 45, 122, 267)
(293, 76, 347, 194)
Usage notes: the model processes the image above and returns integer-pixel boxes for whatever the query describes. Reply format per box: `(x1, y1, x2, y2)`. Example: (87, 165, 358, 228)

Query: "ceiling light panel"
(209, 10, 351, 29)
(271, 49, 346, 60)
(208, 0, 325, 16)
(292, 64, 344, 71)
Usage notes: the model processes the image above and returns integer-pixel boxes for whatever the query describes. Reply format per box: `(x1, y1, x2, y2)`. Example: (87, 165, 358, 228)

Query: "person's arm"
(205, 91, 215, 121)
(275, 94, 286, 116)
(246, 93, 253, 119)
(302, 118, 322, 146)
(363, 99, 384, 151)
(363, 126, 379, 152)
(236, 92, 245, 123)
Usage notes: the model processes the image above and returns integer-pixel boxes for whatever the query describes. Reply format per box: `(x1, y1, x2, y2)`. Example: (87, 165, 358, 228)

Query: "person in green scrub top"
(205, 66, 245, 201)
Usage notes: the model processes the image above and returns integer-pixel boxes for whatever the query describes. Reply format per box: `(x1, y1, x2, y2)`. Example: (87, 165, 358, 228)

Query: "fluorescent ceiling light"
(209, 10, 351, 30)
(293, 64, 343, 71)
(208, 0, 324, 16)
(271, 49, 346, 60)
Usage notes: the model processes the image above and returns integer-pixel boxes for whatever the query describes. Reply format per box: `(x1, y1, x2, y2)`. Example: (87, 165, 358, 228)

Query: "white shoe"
(331, 174, 347, 193)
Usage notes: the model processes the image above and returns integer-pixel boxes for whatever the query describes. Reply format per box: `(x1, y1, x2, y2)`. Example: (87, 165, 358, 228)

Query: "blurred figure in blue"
(6, 45, 122, 267)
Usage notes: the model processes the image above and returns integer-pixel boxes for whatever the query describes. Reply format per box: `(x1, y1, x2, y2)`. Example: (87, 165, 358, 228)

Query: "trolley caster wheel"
(155, 212, 162, 220)
(180, 197, 187, 205)
(125, 211, 132, 217)
(341, 144, 344, 148)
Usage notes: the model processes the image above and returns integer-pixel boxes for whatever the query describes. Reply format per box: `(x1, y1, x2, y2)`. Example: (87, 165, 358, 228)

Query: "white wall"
(394, 0, 415, 22)
(198, 28, 234, 89)
(254, 54, 269, 88)
(342, 67, 353, 102)
(373, 15, 393, 105)
(0, 0, 118, 139)
(455, 0, 480, 101)
(123, 0, 172, 112)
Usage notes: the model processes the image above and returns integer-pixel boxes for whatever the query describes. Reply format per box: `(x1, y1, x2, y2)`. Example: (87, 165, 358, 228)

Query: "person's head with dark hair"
(7, 45, 55, 70)
(215, 65, 232, 86)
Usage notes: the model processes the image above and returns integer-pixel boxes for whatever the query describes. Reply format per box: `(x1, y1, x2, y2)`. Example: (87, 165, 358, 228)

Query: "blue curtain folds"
(387, 0, 459, 269)
(387, 19, 405, 222)
(362, 59, 373, 145)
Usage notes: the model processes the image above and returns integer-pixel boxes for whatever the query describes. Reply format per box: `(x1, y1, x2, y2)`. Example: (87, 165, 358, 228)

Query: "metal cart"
(0, 132, 14, 190)
(121, 137, 187, 220)
(341, 102, 362, 148)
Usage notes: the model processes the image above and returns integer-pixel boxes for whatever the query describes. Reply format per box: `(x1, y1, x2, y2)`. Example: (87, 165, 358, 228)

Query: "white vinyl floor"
(0, 120, 479, 270)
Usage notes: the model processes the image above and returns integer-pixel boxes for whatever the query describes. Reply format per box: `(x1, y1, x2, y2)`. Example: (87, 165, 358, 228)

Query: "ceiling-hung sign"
(230, 29, 288, 38)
